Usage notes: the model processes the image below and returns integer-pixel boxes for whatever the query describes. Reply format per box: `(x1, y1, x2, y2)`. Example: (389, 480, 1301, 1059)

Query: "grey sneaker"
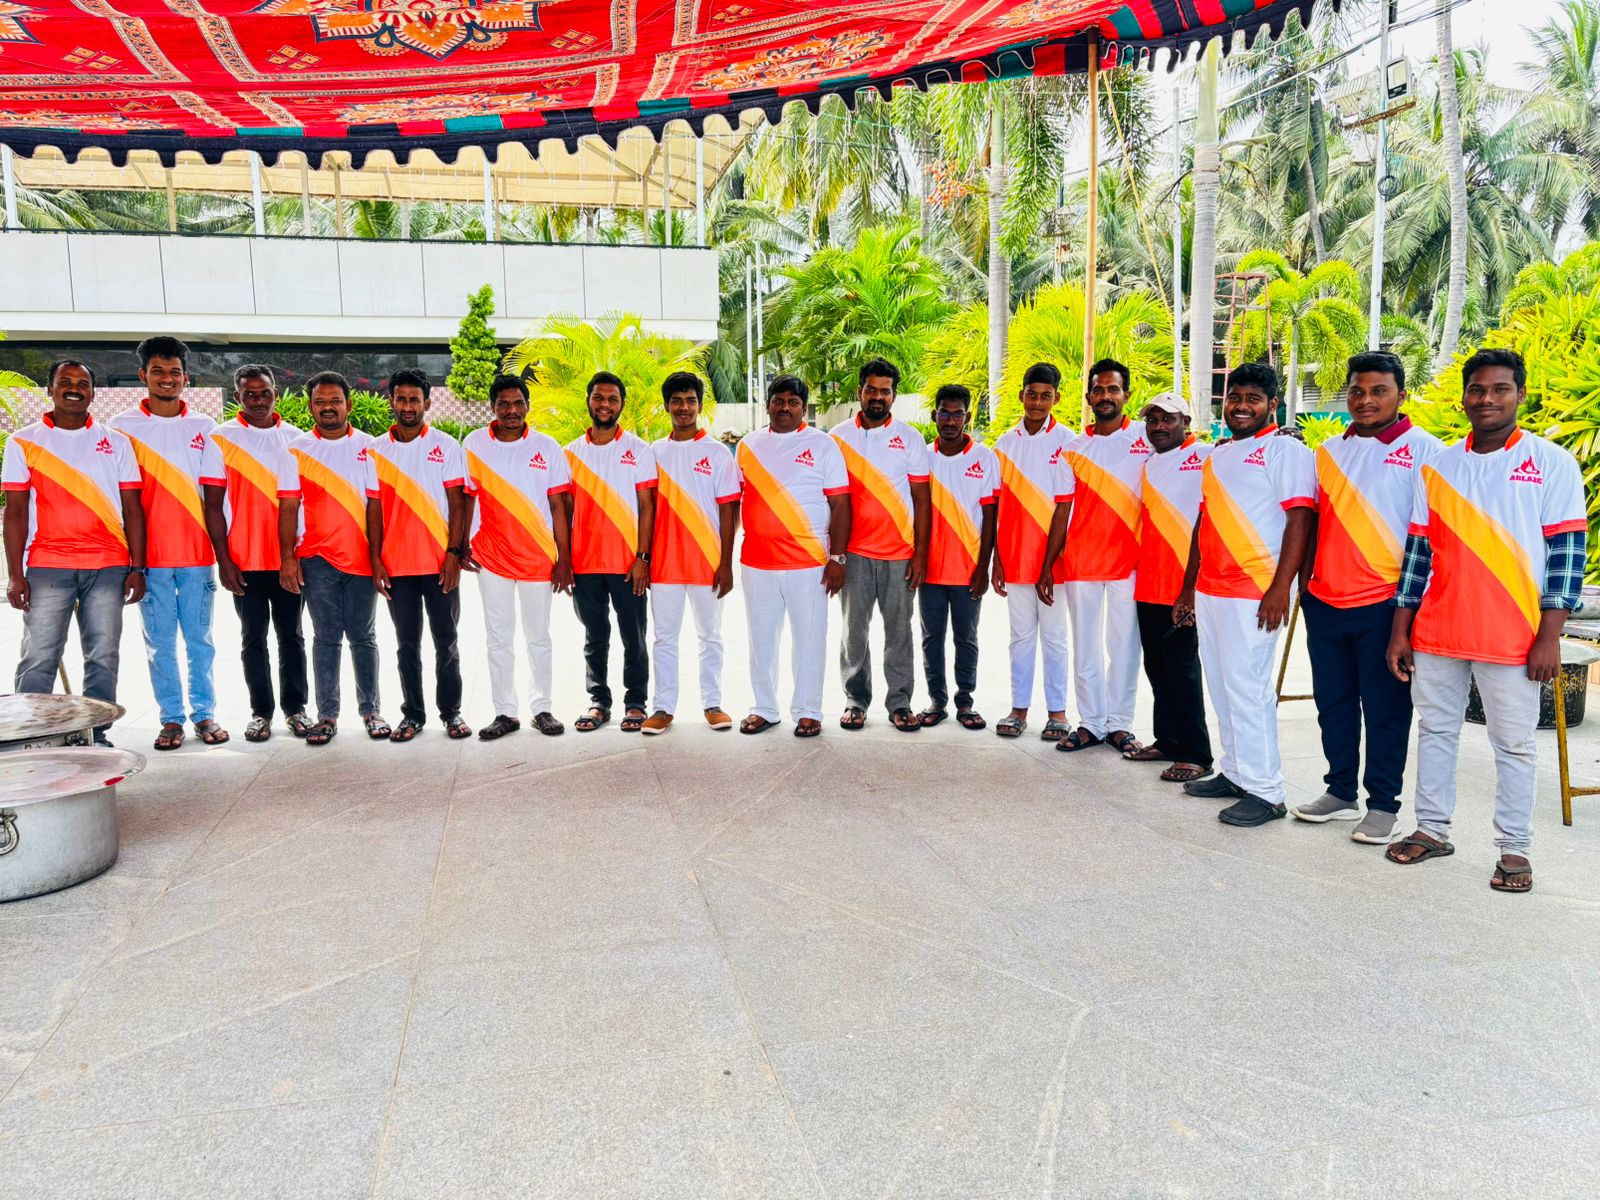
(1289, 792, 1361, 823)
(1351, 809, 1399, 844)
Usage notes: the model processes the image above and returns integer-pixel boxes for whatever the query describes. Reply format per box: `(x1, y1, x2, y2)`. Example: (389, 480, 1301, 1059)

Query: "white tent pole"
(481, 154, 496, 242)
(745, 256, 755, 427)
(663, 132, 673, 248)
(754, 247, 765, 404)
(695, 135, 706, 245)
(2, 144, 18, 230)
(249, 151, 266, 236)
(1171, 86, 1184, 401)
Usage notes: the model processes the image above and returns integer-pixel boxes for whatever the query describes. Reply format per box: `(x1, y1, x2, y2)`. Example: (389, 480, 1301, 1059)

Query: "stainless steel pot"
(0, 748, 144, 902)
(0, 693, 125, 753)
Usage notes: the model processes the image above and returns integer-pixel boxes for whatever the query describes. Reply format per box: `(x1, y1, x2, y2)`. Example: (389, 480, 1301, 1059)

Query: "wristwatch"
(446, 546, 465, 558)
(635, 551, 652, 564)
(828, 553, 846, 566)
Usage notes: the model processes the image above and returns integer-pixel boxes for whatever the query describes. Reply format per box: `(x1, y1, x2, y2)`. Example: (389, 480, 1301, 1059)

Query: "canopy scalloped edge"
(0, 0, 1332, 169)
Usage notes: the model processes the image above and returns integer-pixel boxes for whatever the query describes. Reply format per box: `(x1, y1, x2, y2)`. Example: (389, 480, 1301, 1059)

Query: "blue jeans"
(301, 555, 380, 721)
(139, 566, 218, 726)
(16, 567, 129, 732)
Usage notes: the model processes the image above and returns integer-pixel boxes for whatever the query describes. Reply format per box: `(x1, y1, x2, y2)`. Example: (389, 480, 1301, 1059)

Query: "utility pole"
(745, 256, 755, 424)
(1368, 0, 1391, 350)
(1171, 87, 1184, 402)
(1081, 30, 1101, 429)
(1187, 38, 1221, 426)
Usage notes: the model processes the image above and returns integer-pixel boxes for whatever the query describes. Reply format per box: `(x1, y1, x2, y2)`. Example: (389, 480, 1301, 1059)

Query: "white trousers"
(650, 583, 724, 715)
(477, 571, 554, 718)
(1065, 577, 1141, 736)
(1196, 591, 1285, 805)
(1411, 651, 1539, 854)
(1006, 587, 1069, 711)
(743, 564, 829, 723)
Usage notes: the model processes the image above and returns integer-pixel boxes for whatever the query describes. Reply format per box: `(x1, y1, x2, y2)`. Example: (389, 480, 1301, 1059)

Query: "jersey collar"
(41, 412, 93, 429)
(1464, 426, 1523, 454)
(854, 413, 893, 431)
(1249, 423, 1278, 440)
(1086, 415, 1130, 436)
(489, 421, 528, 441)
(387, 423, 429, 441)
(1016, 415, 1057, 437)
(1342, 415, 1411, 445)
(236, 412, 282, 428)
(140, 398, 187, 418)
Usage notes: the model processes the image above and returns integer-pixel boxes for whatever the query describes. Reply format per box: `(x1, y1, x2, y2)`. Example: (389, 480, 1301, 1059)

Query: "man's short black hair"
(1345, 351, 1406, 392)
(388, 368, 430, 396)
(46, 359, 95, 388)
(661, 371, 705, 402)
(305, 370, 351, 402)
(233, 364, 276, 392)
(767, 374, 809, 403)
(1461, 347, 1526, 392)
(1226, 361, 1280, 400)
(136, 336, 189, 369)
(586, 370, 626, 401)
(1021, 362, 1061, 390)
(489, 373, 529, 403)
(1086, 357, 1131, 392)
(934, 384, 972, 409)
(859, 358, 900, 390)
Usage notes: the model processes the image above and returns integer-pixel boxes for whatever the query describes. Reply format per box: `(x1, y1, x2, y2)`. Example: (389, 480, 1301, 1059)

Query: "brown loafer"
(641, 711, 673, 735)
(704, 707, 733, 730)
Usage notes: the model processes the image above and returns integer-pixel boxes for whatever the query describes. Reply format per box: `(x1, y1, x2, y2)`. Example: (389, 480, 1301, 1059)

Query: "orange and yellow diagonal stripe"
(658, 467, 721, 571)
(467, 450, 557, 562)
(1142, 482, 1193, 565)
(995, 448, 1056, 535)
(292, 449, 368, 531)
(566, 451, 639, 549)
(121, 432, 205, 531)
(21, 440, 127, 548)
(737, 444, 826, 566)
(928, 475, 979, 566)
(1200, 461, 1276, 594)
(1422, 464, 1540, 633)
(372, 450, 449, 550)
(1066, 452, 1141, 535)
(217, 437, 281, 508)
(835, 440, 914, 547)
(1317, 450, 1402, 581)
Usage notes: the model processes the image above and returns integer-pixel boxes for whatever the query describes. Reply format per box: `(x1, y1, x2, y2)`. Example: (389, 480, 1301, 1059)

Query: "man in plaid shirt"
(1385, 349, 1588, 894)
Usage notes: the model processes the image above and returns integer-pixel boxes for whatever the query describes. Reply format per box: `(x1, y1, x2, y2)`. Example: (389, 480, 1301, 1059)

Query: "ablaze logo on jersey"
(357, 448, 370, 462)
(1128, 436, 1151, 455)
(529, 452, 547, 470)
(964, 460, 986, 480)
(619, 449, 637, 467)
(95, 436, 114, 456)
(427, 445, 445, 464)
(1179, 451, 1204, 472)
(1383, 444, 1415, 469)
(887, 435, 906, 451)
(1242, 445, 1268, 467)
(1048, 448, 1064, 464)
(189, 432, 206, 451)
(1509, 456, 1544, 485)
(693, 456, 712, 476)
(794, 448, 815, 467)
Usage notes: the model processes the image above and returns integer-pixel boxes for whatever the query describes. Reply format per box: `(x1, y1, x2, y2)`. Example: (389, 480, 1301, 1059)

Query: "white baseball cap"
(1142, 393, 1187, 415)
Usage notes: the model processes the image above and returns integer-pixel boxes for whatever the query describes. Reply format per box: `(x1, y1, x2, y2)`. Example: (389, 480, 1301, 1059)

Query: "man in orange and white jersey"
(991, 362, 1075, 741)
(1125, 394, 1212, 784)
(210, 365, 308, 743)
(917, 384, 998, 731)
(736, 374, 851, 739)
(370, 369, 471, 742)
(1291, 352, 1442, 845)
(1386, 349, 1587, 894)
(280, 372, 391, 746)
(1058, 358, 1149, 756)
(4, 360, 145, 745)
(110, 336, 236, 752)
(565, 371, 658, 734)
(462, 374, 574, 741)
(642, 371, 739, 735)
(832, 358, 931, 734)
(1175, 363, 1315, 827)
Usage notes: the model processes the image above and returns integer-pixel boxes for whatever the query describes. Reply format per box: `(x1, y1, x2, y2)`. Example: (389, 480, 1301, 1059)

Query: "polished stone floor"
(3, 587, 1600, 1199)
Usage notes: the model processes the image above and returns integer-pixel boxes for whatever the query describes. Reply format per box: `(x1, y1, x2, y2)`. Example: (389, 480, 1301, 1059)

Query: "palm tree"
(1229, 250, 1365, 416)
(1435, 7, 1471, 368)
(501, 313, 713, 446)
(1525, 0, 1600, 242)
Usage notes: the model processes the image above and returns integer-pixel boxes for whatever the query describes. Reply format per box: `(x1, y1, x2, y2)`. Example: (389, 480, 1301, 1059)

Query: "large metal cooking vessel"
(0, 747, 143, 902)
(0, 693, 125, 753)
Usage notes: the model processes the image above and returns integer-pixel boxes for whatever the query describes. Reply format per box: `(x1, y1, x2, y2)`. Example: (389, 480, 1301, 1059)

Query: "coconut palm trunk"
(1187, 39, 1221, 423)
(1435, 9, 1470, 368)
(986, 97, 1009, 414)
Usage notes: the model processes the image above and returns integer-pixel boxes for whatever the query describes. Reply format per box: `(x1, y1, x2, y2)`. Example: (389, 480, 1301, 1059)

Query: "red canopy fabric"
(0, 0, 1324, 163)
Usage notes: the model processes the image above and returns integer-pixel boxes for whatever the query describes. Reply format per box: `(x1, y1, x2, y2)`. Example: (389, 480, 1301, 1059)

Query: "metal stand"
(1554, 672, 1596, 827)
(1275, 594, 1313, 703)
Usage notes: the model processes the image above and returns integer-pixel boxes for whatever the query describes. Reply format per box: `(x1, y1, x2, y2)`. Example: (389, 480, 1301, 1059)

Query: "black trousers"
(233, 570, 308, 719)
(1302, 593, 1410, 813)
(386, 573, 462, 725)
(1136, 600, 1213, 767)
(573, 572, 649, 711)
(919, 583, 981, 710)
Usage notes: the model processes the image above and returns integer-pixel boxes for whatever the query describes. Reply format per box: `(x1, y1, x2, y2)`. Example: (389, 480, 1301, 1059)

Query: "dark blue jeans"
(16, 567, 128, 732)
(1302, 593, 1411, 813)
(301, 555, 379, 722)
(918, 583, 981, 711)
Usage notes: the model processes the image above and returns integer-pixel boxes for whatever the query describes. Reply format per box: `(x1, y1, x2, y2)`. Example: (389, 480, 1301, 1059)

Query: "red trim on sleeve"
(715, 492, 741, 504)
(1407, 522, 1429, 537)
(979, 495, 998, 506)
(907, 473, 930, 483)
(635, 479, 658, 490)
(2, 482, 28, 492)
(1281, 496, 1315, 511)
(1053, 492, 1073, 503)
(823, 486, 851, 497)
(547, 482, 575, 496)
(365, 489, 381, 499)
(199, 476, 227, 487)
(443, 477, 465, 489)
(1543, 519, 1588, 536)
(277, 489, 302, 499)
(119, 481, 143, 490)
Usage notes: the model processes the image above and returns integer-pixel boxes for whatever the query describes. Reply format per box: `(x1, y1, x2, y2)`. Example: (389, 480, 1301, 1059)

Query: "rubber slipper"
(740, 715, 778, 735)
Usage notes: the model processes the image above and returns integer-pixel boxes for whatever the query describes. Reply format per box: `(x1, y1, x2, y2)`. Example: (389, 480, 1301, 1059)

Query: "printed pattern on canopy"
(0, 0, 1328, 162)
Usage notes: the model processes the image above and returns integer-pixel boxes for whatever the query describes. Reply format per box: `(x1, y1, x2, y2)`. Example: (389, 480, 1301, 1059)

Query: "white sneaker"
(1289, 792, 1361, 823)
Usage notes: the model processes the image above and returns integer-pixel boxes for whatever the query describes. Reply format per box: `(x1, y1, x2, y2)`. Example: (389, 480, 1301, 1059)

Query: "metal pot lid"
(0, 694, 125, 743)
(0, 748, 146, 805)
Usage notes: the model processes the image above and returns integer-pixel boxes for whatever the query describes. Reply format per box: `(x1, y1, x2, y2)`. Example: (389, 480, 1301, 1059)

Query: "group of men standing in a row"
(2, 337, 1586, 892)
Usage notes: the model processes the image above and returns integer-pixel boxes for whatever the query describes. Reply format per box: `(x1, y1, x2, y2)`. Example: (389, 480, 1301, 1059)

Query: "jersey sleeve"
(114, 434, 142, 489)
(1, 432, 29, 491)
(713, 443, 740, 503)
(441, 434, 466, 488)
(198, 431, 226, 488)
(1052, 450, 1075, 503)
(905, 435, 931, 482)
(820, 436, 850, 495)
(980, 447, 1001, 503)
(1271, 439, 1316, 510)
(1540, 445, 1589, 536)
(634, 439, 658, 489)
(360, 442, 380, 499)
(275, 444, 301, 498)
(1406, 463, 1429, 537)
(546, 438, 574, 494)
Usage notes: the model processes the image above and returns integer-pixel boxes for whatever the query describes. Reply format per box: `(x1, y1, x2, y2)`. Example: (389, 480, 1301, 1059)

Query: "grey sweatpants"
(839, 552, 916, 713)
